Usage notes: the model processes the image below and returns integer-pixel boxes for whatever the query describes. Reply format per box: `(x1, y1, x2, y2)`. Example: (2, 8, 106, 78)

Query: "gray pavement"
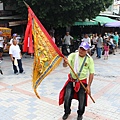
(0, 50, 120, 120)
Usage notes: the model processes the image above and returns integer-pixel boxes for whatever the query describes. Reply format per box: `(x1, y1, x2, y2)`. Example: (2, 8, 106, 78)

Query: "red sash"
(59, 74, 87, 105)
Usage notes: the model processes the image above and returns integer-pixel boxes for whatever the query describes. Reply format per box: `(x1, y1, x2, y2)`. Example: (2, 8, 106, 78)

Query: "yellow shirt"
(68, 52, 95, 80)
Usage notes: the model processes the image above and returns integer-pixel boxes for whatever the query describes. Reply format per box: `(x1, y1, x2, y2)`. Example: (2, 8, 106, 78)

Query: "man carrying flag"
(59, 42, 95, 120)
(23, 2, 95, 120)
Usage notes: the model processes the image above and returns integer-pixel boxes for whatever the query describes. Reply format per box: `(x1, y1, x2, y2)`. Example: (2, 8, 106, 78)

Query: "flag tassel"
(34, 89, 40, 99)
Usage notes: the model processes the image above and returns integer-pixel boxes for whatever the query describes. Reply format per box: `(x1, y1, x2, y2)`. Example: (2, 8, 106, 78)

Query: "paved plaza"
(0, 50, 120, 120)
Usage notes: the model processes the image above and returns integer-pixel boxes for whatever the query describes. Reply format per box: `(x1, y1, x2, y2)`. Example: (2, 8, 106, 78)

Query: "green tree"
(1, 0, 113, 28)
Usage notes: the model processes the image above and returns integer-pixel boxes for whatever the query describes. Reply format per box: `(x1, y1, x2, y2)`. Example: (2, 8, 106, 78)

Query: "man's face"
(13, 36, 17, 39)
(66, 32, 69, 36)
(13, 39, 17, 45)
(78, 47, 87, 57)
(84, 34, 88, 38)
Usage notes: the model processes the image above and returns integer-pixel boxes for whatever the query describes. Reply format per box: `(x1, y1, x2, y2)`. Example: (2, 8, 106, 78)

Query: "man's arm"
(88, 73, 94, 86)
(10, 54, 14, 61)
(86, 73, 94, 95)
(63, 57, 68, 67)
(63, 53, 73, 67)
(101, 38, 103, 47)
(70, 35, 73, 40)
(20, 52, 22, 58)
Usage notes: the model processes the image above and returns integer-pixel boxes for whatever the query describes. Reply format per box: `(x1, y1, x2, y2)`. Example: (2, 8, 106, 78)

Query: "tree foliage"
(1, 0, 113, 28)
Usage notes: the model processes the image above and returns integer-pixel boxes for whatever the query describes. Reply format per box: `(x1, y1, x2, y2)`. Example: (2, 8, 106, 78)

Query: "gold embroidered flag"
(23, 4, 64, 98)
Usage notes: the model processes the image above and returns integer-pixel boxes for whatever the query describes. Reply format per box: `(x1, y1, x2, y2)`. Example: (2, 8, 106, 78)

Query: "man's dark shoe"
(62, 113, 70, 120)
(77, 115, 83, 120)
(0, 69, 3, 75)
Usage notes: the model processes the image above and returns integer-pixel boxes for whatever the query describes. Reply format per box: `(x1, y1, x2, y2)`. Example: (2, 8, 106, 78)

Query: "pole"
(23, 1, 29, 8)
(23, 0, 95, 103)
(65, 59, 95, 103)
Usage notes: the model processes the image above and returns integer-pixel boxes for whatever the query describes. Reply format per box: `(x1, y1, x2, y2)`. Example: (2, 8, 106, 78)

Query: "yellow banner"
(0, 27, 11, 37)
(32, 19, 62, 98)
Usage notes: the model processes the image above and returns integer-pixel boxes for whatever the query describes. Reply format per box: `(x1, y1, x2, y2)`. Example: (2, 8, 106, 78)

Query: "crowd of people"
(0, 30, 119, 75)
(91, 31, 119, 59)
(54, 31, 119, 59)
(0, 29, 120, 120)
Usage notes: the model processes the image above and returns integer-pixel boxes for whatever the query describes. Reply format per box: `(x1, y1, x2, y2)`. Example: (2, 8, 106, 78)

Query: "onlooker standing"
(63, 32, 73, 54)
(82, 34, 91, 55)
(0, 31, 4, 60)
(109, 36, 115, 55)
(92, 33, 98, 48)
(91, 33, 98, 55)
(103, 32, 109, 43)
(103, 43, 109, 60)
(96, 34, 103, 58)
(9, 39, 25, 75)
(63, 32, 73, 45)
(82, 34, 91, 47)
(113, 32, 119, 52)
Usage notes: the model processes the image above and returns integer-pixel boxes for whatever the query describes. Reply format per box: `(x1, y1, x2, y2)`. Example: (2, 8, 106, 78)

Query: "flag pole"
(23, 1, 95, 103)
(23, 1, 29, 8)
(65, 60, 95, 103)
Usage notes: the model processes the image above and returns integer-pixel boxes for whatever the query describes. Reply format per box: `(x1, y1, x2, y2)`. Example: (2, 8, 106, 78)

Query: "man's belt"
(70, 74, 79, 82)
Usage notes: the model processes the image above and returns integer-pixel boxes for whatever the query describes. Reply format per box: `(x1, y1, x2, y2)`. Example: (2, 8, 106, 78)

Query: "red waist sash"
(59, 74, 87, 105)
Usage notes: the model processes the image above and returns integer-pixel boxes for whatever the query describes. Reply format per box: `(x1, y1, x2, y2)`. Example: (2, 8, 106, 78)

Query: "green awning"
(74, 20, 98, 26)
(93, 16, 117, 25)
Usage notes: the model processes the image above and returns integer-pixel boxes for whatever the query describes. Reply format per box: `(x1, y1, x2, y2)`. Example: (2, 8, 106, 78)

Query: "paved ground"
(0, 50, 120, 120)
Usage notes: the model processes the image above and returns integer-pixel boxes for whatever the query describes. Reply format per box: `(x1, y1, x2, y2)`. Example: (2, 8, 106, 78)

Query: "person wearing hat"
(10, 33, 20, 45)
(59, 42, 95, 120)
(0, 31, 4, 60)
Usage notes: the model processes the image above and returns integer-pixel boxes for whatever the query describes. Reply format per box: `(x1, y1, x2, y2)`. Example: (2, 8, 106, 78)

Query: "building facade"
(113, 0, 120, 14)
(0, 1, 27, 36)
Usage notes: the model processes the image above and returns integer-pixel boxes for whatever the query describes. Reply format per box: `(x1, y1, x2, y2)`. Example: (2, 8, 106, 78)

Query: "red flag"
(23, 8, 34, 53)
(24, 6, 64, 98)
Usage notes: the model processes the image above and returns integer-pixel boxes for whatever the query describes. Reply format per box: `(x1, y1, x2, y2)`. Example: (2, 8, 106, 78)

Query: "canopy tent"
(74, 20, 98, 26)
(74, 16, 117, 26)
(0, 27, 11, 38)
(93, 16, 117, 25)
(104, 21, 120, 27)
(99, 13, 120, 19)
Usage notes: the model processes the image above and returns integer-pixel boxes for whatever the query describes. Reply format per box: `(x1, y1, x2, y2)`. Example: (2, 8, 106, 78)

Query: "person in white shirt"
(103, 32, 109, 43)
(109, 36, 115, 55)
(82, 34, 91, 47)
(63, 32, 73, 45)
(9, 39, 25, 75)
(63, 32, 73, 55)
(92, 33, 98, 46)
(0, 31, 4, 60)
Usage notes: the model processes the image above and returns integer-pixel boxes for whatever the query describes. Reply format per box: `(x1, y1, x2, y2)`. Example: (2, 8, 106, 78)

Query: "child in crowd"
(104, 43, 109, 60)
